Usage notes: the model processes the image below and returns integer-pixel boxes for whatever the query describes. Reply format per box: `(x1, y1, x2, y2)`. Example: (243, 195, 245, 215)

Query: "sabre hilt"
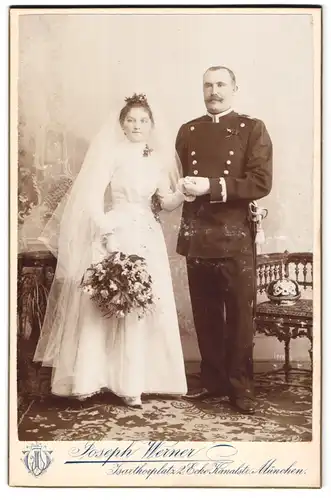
(248, 201, 268, 246)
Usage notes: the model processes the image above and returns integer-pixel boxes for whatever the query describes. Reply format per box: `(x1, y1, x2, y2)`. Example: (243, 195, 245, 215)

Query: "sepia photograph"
(9, 5, 321, 487)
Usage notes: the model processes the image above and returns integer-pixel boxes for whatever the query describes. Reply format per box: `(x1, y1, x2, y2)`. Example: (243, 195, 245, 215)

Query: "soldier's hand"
(184, 177, 210, 196)
(177, 178, 196, 202)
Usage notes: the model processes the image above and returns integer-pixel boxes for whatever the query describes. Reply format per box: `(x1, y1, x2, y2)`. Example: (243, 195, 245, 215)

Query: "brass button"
(190, 126, 195, 131)
(192, 160, 197, 165)
(193, 170, 198, 175)
(226, 160, 231, 165)
(191, 151, 196, 156)
(229, 150, 234, 155)
(240, 123, 245, 128)
(224, 170, 229, 175)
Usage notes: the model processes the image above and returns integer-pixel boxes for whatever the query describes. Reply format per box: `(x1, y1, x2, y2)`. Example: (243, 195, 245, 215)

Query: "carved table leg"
(284, 338, 291, 383)
(308, 338, 313, 372)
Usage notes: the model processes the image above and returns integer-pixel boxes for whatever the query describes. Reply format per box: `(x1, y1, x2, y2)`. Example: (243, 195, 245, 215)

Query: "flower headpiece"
(124, 93, 148, 106)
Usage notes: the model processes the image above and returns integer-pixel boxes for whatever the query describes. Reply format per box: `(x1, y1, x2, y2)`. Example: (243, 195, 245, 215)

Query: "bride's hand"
(177, 178, 186, 194)
(101, 232, 114, 252)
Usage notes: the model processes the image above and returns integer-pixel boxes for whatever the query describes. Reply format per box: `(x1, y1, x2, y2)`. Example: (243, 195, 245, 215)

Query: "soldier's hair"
(204, 66, 237, 87)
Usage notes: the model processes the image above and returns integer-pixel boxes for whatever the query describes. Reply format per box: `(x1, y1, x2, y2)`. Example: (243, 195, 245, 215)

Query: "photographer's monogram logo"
(22, 443, 53, 477)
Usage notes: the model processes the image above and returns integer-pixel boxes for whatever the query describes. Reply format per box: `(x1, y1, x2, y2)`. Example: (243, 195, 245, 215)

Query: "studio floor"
(18, 369, 312, 442)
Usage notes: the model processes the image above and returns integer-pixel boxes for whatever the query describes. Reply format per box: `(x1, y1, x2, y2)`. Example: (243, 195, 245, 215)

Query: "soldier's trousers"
(186, 253, 255, 399)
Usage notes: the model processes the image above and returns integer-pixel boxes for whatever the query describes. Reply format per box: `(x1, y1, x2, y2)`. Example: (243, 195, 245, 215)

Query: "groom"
(176, 66, 273, 414)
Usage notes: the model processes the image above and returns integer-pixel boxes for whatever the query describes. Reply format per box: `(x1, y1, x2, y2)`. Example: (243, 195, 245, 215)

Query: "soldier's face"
(203, 69, 236, 114)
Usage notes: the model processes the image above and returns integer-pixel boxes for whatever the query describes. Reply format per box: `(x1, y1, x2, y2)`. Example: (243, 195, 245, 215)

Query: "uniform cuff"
(209, 177, 227, 203)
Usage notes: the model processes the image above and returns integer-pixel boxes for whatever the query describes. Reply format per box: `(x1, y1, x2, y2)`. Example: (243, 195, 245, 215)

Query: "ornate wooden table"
(255, 252, 313, 383)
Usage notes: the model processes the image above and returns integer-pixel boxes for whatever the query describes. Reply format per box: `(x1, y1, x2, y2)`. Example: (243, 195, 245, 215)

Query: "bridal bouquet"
(80, 252, 154, 319)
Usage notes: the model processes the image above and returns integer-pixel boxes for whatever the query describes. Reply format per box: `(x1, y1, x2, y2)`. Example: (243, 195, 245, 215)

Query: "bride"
(33, 93, 189, 408)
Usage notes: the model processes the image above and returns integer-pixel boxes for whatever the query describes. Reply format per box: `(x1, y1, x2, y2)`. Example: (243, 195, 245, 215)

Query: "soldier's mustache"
(208, 96, 224, 102)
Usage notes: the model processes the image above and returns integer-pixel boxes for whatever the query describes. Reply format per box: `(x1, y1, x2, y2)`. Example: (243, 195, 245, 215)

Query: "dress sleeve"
(86, 164, 114, 234)
(155, 165, 185, 212)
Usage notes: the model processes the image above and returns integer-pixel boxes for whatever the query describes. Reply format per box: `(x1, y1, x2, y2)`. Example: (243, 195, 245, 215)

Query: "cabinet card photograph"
(9, 6, 322, 488)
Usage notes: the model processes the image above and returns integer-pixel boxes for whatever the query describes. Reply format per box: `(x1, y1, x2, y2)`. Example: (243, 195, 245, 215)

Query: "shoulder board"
(238, 113, 255, 120)
(185, 115, 207, 126)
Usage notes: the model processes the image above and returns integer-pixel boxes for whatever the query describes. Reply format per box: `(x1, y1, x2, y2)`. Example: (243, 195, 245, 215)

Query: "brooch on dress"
(143, 144, 153, 157)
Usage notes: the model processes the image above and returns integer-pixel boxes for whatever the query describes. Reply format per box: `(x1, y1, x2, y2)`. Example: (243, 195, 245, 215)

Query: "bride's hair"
(119, 93, 155, 126)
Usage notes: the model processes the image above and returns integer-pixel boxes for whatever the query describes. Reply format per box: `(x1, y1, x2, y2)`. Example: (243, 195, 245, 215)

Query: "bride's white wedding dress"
(47, 140, 188, 399)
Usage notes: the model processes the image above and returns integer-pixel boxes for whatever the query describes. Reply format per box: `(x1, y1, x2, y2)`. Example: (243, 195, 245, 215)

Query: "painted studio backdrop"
(17, 13, 314, 365)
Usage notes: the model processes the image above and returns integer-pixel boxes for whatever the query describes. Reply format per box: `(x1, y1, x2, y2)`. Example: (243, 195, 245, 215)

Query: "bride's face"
(122, 107, 153, 143)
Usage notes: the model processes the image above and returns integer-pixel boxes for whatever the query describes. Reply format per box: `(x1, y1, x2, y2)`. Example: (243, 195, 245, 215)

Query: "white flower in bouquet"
(84, 269, 94, 280)
(136, 293, 149, 302)
(109, 281, 118, 291)
(133, 282, 143, 291)
(100, 290, 109, 298)
(83, 285, 94, 296)
(139, 271, 150, 283)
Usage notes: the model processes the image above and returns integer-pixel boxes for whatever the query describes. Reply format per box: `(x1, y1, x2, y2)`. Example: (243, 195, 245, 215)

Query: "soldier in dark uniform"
(176, 66, 272, 414)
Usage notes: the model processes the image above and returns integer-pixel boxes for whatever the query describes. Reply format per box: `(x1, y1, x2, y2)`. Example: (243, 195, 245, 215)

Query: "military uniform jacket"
(175, 111, 273, 258)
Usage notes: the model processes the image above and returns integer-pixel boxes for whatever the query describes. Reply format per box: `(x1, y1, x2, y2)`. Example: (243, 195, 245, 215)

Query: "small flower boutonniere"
(225, 128, 239, 138)
(143, 144, 153, 157)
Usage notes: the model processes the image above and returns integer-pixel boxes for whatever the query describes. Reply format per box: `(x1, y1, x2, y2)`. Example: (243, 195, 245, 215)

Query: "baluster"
(260, 265, 264, 288)
(295, 263, 300, 282)
(303, 263, 308, 290)
(274, 265, 277, 280)
(259, 265, 263, 288)
(257, 265, 261, 289)
(257, 266, 261, 288)
(263, 265, 269, 286)
(268, 265, 272, 284)
(284, 261, 289, 279)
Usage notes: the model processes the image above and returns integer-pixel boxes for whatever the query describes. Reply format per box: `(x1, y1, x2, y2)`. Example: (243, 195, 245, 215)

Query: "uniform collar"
(207, 108, 233, 123)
